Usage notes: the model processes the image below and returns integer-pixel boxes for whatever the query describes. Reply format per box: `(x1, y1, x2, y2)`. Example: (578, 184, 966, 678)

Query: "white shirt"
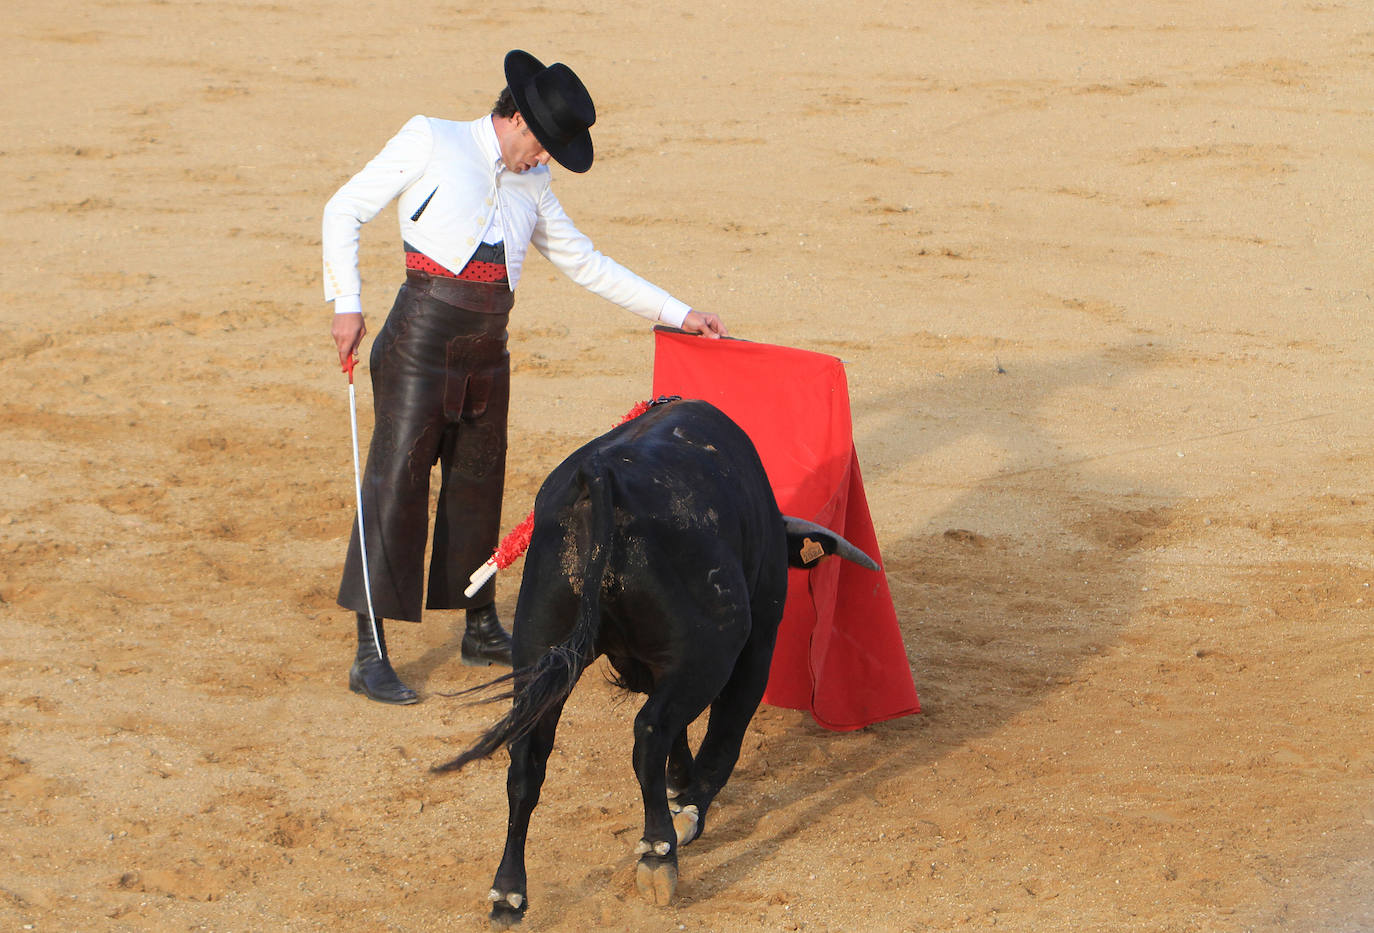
(322, 114, 690, 327)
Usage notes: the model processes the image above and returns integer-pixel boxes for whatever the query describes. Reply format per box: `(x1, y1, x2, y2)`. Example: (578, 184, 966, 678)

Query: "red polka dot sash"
(405, 250, 508, 283)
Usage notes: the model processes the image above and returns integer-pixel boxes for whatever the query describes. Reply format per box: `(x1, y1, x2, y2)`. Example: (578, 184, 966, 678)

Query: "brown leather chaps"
(337, 271, 515, 622)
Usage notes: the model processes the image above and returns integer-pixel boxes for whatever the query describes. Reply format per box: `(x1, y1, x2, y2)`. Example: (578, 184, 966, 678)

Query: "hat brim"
(504, 50, 594, 173)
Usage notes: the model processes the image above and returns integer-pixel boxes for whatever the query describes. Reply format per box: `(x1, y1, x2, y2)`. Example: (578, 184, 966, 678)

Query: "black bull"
(434, 399, 877, 926)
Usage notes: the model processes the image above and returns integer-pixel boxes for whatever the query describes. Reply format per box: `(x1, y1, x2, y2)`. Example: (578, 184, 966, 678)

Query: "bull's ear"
(782, 517, 880, 571)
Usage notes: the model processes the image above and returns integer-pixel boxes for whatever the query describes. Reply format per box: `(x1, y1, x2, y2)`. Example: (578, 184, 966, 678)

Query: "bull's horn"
(781, 516, 880, 571)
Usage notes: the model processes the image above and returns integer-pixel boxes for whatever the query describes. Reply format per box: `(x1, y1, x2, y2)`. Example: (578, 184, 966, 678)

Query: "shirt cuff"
(658, 297, 691, 329)
(332, 294, 362, 316)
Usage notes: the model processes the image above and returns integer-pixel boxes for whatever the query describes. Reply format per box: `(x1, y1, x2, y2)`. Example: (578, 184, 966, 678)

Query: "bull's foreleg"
(630, 699, 688, 906)
(666, 729, 693, 801)
(488, 708, 563, 928)
(671, 630, 776, 848)
(665, 728, 700, 847)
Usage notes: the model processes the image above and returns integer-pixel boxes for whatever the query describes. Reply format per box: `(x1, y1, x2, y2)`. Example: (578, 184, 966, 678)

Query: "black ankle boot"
(462, 604, 513, 667)
(349, 614, 420, 704)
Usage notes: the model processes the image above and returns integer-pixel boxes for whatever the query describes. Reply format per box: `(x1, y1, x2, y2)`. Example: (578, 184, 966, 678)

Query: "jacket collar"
(474, 115, 504, 174)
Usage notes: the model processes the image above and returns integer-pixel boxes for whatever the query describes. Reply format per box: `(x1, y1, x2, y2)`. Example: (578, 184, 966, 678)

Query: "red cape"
(652, 330, 919, 730)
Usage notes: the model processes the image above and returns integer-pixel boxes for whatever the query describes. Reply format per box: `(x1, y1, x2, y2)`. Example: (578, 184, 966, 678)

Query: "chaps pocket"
(442, 366, 468, 423)
(462, 369, 493, 420)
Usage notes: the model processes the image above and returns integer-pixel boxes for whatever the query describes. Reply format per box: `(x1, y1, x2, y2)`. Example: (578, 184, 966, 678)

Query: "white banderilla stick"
(464, 558, 499, 599)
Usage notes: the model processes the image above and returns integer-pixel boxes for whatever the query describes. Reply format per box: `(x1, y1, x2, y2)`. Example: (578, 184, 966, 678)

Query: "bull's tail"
(433, 459, 614, 774)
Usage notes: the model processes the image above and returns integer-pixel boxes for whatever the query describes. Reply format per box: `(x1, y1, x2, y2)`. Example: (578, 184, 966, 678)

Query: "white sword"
(344, 356, 383, 658)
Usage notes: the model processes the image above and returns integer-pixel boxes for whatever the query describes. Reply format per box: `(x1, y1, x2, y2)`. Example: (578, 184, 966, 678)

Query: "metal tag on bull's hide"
(799, 536, 825, 565)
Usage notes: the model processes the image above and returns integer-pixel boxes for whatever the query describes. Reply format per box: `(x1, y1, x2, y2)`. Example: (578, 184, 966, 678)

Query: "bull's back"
(530, 400, 784, 593)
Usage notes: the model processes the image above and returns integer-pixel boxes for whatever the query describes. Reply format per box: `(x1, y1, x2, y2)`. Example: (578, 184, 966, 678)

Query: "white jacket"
(322, 114, 690, 327)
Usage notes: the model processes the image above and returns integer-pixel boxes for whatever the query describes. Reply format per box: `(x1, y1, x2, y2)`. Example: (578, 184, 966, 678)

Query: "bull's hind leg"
(630, 684, 719, 906)
(488, 705, 564, 928)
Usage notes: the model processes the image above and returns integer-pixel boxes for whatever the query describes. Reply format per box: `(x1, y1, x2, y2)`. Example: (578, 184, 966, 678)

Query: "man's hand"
(680, 310, 727, 339)
(332, 312, 367, 369)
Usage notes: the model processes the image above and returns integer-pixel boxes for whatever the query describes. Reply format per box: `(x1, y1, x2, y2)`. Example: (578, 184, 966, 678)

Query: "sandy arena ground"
(2, 1, 1372, 930)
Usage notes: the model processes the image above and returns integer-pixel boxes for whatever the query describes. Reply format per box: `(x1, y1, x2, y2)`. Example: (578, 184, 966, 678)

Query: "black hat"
(504, 50, 596, 173)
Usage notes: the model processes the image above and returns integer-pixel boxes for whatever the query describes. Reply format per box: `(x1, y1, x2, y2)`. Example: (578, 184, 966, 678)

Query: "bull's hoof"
(634, 853, 679, 906)
(673, 804, 701, 846)
(488, 889, 526, 928)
